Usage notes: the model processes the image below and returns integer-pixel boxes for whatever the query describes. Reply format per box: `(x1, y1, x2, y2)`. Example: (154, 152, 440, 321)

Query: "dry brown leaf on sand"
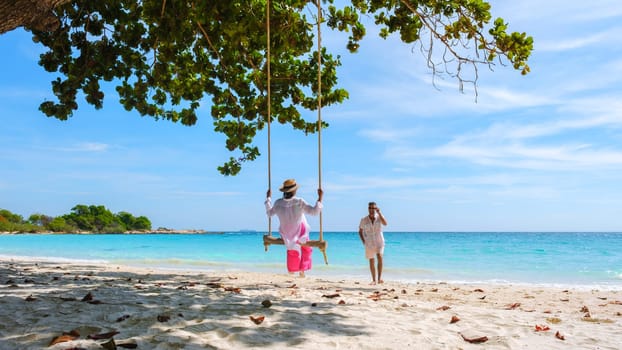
(450, 316, 460, 324)
(535, 324, 550, 332)
(81, 292, 93, 301)
(250, 315, 265, 325)
(322, 293, 340, 298)
(87, 330, 120, 340)
(460, 332, 488, 344)
(48, 334, 78, 346)
(505, 302, 521, 310)
(157, 314, 170, 322)
(555, 331, 565, 340)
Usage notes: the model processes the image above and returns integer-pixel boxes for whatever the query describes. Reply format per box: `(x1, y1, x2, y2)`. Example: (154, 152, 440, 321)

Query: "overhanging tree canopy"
(4, 0, 533, 175)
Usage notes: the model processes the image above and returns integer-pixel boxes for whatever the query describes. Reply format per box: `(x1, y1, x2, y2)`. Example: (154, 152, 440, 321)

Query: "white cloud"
(358, 127, 421, 143)
(56, 142, 111, 152)
(537, 28, 622, 52)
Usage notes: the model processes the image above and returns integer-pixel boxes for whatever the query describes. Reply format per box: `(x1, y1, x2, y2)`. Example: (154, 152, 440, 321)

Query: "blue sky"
(1, 1, 622, 232)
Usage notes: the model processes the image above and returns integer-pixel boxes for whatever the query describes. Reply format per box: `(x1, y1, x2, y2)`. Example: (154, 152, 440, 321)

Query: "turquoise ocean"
(1, 232, 621, 289)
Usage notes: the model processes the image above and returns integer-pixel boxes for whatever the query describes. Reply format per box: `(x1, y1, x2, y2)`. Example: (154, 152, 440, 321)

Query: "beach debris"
(535, 324, 550, 332)
(5, 279, 15, 284)
(117, 341, 138, 349)
(87, 330, 119, 340)
(287, 284, 298, 289)
(436, 305, 451, 311)
(224, 286, 241, 293)
(100, 338, 116, 350)
(505, 303, 521, 310)
(598, 296, 607, 300)
(543, 310, 552, 314)
(473, 288, 484, 293)
(205, 282, 223, 288)
(48, 334, 77, 346)
(157, 314, 171, 322)
(48, 330, 80, 346)
(367, 291, 385, 301)
(311, 303, 318, 307)
(338, 300, 346, 305)
(250, 315, 265, 325)
(460, 332, 488, 344)
(450, 316, 460, 324)
(560, 298, 569, 302)
(555, 331, 565, 340)
(81, 292, 94, 302)
(580, 306, 590, 313)
(609, 300, 622, 305)
(478, 295, 486, 300)
(581, 316, 614, 323)
(546, 317, 562, 324)
(430, 288, 438, 292)
(322, 293, 340, 299)
(401, 289, 407, 294)
(261, 299, 273, 308)
(116, 314, 131, 322)
(25, 294, 37, 302)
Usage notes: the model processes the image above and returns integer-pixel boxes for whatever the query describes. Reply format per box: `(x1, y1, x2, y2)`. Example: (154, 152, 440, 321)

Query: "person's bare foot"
(299, 271, 306, 278)
(369, 281, 376, 285)
(378, 280, 384, 284)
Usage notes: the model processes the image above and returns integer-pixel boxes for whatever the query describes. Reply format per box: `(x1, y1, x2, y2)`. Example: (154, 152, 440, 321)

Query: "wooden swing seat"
(264, 234, 328, 264)
(263, 235, 327, 250)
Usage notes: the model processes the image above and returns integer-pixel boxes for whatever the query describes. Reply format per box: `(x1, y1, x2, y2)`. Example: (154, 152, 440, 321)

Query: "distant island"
(0, 204, 205, 234)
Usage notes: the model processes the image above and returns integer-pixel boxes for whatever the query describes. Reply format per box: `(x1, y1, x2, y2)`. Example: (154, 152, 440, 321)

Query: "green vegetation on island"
(0, 204, 152, 233)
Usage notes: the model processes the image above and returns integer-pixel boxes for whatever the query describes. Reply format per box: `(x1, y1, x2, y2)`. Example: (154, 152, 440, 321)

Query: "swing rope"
(316, 0, 324, 245)
(263, 0, 328, 264)
(266, 0, 272, 239)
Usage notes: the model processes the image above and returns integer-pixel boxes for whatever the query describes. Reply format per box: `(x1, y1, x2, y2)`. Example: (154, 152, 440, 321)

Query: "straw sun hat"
(279, 179, 299, 193)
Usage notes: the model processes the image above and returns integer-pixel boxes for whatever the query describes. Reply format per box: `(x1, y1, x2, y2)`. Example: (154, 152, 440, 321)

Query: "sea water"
(1, 232, 621, 289)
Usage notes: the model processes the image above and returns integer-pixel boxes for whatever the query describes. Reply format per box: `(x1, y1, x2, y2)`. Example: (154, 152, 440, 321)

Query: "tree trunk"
(0, 0, 71, 34)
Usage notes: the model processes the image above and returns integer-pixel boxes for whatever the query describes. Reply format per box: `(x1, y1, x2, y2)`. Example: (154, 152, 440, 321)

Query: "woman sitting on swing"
(265, 179, 324, 277)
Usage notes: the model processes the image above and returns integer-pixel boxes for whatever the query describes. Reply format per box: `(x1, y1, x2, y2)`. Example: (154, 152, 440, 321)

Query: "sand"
(1, 258, 620, 349)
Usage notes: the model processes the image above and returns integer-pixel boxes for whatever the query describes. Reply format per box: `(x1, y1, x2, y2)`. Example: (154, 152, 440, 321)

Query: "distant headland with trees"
(0, 204, 206, 234)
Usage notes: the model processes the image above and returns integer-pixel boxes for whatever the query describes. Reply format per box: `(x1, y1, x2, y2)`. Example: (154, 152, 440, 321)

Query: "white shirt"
(265, 196, 322, 249)
(359, 214, 385, 250)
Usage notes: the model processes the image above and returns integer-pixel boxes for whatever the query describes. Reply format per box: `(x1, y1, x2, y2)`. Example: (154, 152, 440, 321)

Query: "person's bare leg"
(377, 254, 384, 284)
(369, 258, 376, 284)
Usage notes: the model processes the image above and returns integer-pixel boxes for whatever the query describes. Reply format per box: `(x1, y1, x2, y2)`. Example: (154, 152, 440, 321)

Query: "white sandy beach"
(1, 258, 620, 350)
